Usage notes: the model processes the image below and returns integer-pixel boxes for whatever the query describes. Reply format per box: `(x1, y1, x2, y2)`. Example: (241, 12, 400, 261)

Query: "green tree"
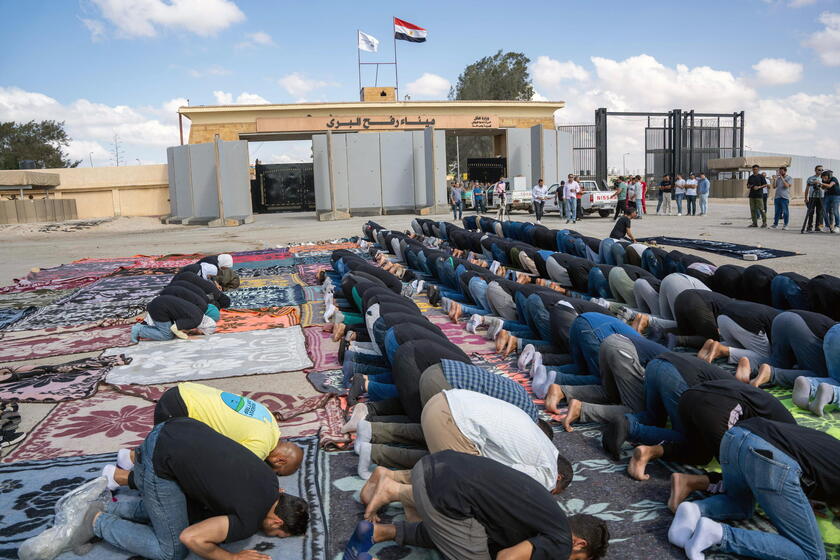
(447, 51, 534, 177)
(0, 120, 81, 169)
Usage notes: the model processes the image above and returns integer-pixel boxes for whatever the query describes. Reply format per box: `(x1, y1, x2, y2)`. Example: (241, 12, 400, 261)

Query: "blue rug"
(227, 286, 306, 309)
(0, 437, 326, 560)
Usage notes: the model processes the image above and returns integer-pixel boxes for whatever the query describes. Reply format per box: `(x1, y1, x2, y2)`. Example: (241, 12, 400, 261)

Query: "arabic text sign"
(256, 115, 500, 133)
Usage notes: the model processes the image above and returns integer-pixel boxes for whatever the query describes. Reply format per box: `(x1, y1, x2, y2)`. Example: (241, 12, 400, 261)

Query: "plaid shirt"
(441, 359, 538, 421)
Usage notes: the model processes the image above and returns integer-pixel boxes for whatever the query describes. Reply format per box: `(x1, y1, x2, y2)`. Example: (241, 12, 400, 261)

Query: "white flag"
(358, 30, 379, 53)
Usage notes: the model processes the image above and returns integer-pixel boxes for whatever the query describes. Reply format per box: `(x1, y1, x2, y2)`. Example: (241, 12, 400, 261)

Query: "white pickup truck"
(484, 178, 534, 214)
(545, 180, 614, 218)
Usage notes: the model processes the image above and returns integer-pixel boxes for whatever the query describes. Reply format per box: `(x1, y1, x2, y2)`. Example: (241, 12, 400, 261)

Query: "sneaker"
(748, 224, 758, 228)
(0, 430, 25, 448)
(771, 224, 777, 229)
(833, 227, 839, 233)
(677, 213, 682, 216)
(761, 223, 768, 228)
(466, 314, 484, 334)
(782, 225, 788, 230)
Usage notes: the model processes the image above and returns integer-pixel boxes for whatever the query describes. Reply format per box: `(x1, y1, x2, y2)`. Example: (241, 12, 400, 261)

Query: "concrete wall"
(40, 165, 169, 219)
(712, 178, 805, 199)
(746, 150, 840, 184)
(0, 199, 77, 224)
(507, 128, 574, 187)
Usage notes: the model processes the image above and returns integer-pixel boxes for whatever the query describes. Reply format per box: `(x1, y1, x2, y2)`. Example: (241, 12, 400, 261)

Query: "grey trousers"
(485, 281, 519, 321)
(633, 278, 660, 315)
(608, 267, 637, 307)
(648, 273, 709, 330)
(562, 334, 646, 423)
(546, 258, 573, 287)
(419, 364, 453, 407)
(411, 218, 423, 236)
(718, 314, 771, 365)
(396, 462, 490, 560)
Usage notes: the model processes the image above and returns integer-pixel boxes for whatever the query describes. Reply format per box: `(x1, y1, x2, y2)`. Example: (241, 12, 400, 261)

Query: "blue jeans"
(770, 275, 809, 310)
(675, 193, 685, 213)
(798, 324, 840, 404)
(553, 313, 640, 386)
(770, 312, 828, 386)
(131, 321, 173, 343)
(773, 198, 790, 227)
(490, 243, 510, 266)
(599, 238, 618, 266)
(694, 427, 824, 560)
(699, 192, 709, 214)
(587, 267, 612, 299)
(641, 248, 665, 279)
(452, 200, 463, 220)
(342, 355, 391, 385)
(825, 194, 840, 229)
(465, 276, 492, 315)
(94, 424, 189, 560)
(626, 359, 687, 445)
(525, 294, 553, 342)
(564, 198, 576, 221)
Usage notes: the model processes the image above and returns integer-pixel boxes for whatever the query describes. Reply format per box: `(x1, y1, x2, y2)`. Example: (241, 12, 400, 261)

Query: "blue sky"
(2, 0, 838, 170)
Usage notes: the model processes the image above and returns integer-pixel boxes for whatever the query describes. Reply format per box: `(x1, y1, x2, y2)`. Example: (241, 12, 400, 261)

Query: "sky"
(1, 0, 839, 172)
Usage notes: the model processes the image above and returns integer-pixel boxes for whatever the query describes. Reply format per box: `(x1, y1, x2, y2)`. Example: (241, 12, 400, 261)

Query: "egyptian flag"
(394, 17, 427, 43)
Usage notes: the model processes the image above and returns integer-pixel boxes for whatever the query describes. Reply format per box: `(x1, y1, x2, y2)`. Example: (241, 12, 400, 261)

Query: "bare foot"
(628, 445, 663, 481)
(495, 329, 510, 353)
(697, 339, 714, 361)
(372, 523, 397, 543)
(563, 399, 582, 432)
(502, 334, 518, 358)
(544, 384, 566, 414)
(751, 363, 772, 388)
(705, 341, 728, 363)
(735, 357, 752, 384)
(449, 302, 462, 323)
(516, 272, 530, 284)
(332, 322, 346, 342)
(549, 283, 566, 293)
(364, 476, 401, 522)
(361, 467, 394, 505)
(632, 313, 650, 334)
(668, 473, 710, 513)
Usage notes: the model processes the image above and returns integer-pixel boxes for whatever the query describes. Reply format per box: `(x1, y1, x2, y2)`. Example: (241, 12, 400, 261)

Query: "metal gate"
(252, 163, 315, 213)
(556, 124, 596, 180)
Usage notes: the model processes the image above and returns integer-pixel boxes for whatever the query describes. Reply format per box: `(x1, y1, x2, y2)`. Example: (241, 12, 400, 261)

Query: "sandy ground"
(0, 198, 835, 286)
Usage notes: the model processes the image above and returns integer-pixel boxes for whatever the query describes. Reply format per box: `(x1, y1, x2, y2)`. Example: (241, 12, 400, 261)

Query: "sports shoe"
(770, 224, 777, 229)
(466, 314, 484, 334)
(782, 225, 788, 230)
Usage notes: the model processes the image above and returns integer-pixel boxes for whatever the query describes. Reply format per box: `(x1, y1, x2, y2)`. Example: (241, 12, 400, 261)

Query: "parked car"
(484, 180, 534, 214)
(545, 179, 614, 218)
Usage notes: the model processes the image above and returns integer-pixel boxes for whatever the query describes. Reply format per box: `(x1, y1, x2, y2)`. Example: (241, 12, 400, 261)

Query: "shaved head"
(267, 441, 304, 476)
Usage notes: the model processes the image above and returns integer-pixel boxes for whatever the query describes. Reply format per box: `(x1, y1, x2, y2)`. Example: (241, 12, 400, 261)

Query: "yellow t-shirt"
(177, 382, 281, 460)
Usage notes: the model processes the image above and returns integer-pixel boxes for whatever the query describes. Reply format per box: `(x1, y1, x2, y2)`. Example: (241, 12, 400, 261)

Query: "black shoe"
(428, 285, 442, 307)
(347, 374, 366, 406)
(602, 416, 629, 461)
(338, 338, 349, 365)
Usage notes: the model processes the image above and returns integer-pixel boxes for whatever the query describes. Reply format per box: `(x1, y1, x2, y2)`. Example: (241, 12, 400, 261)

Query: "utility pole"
(89, 152, 94, 167)
(111, 133, 123, 167)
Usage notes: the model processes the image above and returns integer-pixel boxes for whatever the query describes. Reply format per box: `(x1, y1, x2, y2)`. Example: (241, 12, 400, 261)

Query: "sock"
(669, 502, 701, 548)
(793, 376, 814, 410)
(355, 420, 372, 453)
(685, 518, 723, 560)
(517, 344, 536, 371)
(102, 465, 119, 491)
(466, 314, 484, 334)
(810, 383, 835, 417)
(342, 403, 368, 434)
(357, 442, 373, 480)
(116, 449, 134, 470)
(343, 521, 375, 560)
(532, 365, 556, 399)
(440, 297, 451, 313)
(530, 352, 543, 378)
(486, 317, 504, 339)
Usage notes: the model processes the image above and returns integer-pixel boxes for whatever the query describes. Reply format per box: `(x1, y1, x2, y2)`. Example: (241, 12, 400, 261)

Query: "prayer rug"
(238, 273, 306, 289)
(0, 355, 129, 403)
(106, 266, 177, 276)
(233, 250, 292, 263)
(227, 285, 306, 308)
(3, 389, 154, 462)
(302, 285, 324, 300)
(289, 241, 358, 253)
(236, 264, 299, 277)
(296, 263, 332, 285)
(299, 301, 326, 327)
(0, 289, 74, 309)
(295, 254, 341, 266)
(0, 307, 36, 330)
(0, 436, 327, 560)
(21, 259, 137, 283)
(61, 274, 172, 306)
(233, 258, 295, 270)
(233, 248, 290, 257)
(303, 326, 340, 372)
(423, 311, 497, 354)
(216, 307, 300, 333)
(8, 302, 144, 331)
(307, 369, 346, 395)
(317, 395, 352, 450)
(103, 326, 313, 385)
(0, 324, 132, 362)
(637, 236, 799, 260)
(0, 275, 97, 295)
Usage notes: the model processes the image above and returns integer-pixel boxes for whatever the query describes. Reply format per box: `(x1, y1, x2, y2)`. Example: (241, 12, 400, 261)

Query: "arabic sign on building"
(256, 115, 500, 133)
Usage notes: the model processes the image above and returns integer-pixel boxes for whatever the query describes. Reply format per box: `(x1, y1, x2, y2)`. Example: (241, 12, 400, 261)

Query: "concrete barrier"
(0, 199, 77, 224)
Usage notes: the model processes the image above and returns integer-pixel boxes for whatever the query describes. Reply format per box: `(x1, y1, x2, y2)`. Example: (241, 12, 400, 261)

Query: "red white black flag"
(394, 17, 427, 43)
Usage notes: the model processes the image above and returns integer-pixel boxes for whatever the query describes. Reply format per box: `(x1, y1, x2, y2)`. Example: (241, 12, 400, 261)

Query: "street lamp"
(89, 152, 94, 167)
(622, 153, 630, 176)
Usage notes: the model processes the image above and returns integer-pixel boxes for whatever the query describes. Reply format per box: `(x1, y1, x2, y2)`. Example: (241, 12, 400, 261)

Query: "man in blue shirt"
(472, 183, 486, 214)
(697, 173, 711, 215)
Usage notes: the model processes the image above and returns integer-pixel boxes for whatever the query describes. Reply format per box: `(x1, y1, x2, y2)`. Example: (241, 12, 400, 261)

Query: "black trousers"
(534, 201, 545, 221)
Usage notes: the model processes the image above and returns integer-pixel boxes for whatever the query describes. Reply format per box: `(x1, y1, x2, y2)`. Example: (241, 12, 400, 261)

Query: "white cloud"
(278, 72, 335, 101)
(188, 65, 231, 78)
(212, 91, 269, 105)
(531, 56, 589, 89)
(0, 86, 181, 165)
(405, 73, 451, 99)
(804, 11, 840, 66)
(89, 0, 245, 38)
(789, 0, 817, 6)
(80, 18, 106, 42)
(236, 31, 275, 48)
(537, 54, 840, 172)
(752, 58, 803, 84)
(250, 141, 312, 164)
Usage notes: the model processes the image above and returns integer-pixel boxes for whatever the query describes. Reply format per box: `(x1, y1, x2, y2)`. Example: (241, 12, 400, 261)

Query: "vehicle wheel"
(529, 204, 534, 214)
(598, 210, 611, 218)
(506, 204, 512, 215)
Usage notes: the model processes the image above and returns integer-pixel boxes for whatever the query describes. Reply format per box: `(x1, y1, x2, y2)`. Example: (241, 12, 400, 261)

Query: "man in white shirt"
(494, 179, 507, 220)
(564, 174, 579, 223)
(674, 174, 686, 216)
(684, 173, 698, 216)
(356, 390, 571, 496)
(532, 179, 549, 224)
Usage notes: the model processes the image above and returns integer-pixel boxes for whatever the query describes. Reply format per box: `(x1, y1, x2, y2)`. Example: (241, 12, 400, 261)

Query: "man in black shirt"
(746, 164, 767, 228)
(671, 418, 840, 560)
(349, 451, 608, 560)
(609, 208, 637, 242)
(697, 299, 780, 368)
(130, 294, 217, 343)
(79, 418, 309, 560)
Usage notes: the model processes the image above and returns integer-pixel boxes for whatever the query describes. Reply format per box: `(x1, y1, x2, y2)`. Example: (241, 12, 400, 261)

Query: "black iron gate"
(252, 163, 315, 213)
(556, 124, 596, 180)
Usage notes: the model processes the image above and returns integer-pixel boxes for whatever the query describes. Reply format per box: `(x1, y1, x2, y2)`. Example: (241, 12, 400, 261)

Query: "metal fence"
(556, 124, 596, 180)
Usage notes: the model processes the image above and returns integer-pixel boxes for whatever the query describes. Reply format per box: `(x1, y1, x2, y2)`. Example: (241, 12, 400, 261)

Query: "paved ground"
(1, 198, 835, 286)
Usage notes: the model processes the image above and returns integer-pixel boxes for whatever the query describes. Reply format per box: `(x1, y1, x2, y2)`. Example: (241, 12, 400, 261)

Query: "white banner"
(358, 30, 379, 53)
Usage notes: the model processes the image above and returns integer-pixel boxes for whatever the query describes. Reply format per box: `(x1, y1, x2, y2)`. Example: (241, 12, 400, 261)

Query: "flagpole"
(393, 16, 399, 100)
(356, 29, 361, 99)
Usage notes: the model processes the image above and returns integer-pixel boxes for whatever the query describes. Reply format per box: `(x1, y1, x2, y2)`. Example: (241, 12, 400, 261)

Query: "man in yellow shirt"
(104, 382, 302, 490)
